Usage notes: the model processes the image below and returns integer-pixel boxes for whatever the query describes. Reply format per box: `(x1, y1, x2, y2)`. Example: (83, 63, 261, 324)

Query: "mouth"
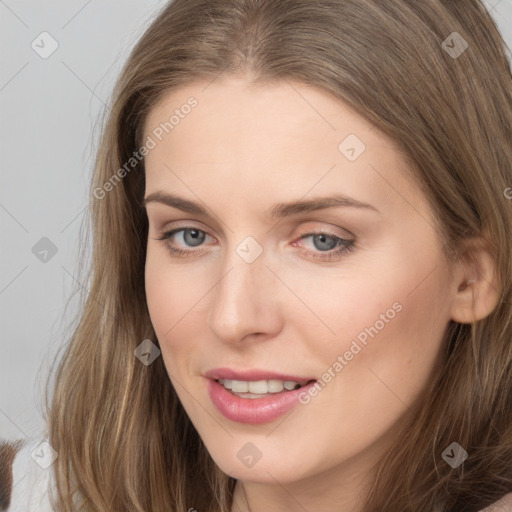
(215, 378, 314, 399)
(205, 371, 318, 424)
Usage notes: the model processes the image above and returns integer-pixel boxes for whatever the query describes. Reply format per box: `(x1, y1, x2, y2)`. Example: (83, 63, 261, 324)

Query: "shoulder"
(479, 492, 512, 512)
(1, 438, 55, 512)
(0, 441, 19, 510)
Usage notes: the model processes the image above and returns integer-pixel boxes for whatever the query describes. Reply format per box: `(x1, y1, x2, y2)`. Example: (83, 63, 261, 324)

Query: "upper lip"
(204, 367, 317, 383)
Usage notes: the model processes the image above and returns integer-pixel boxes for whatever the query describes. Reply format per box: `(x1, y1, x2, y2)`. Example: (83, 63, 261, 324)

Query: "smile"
(206, 374, 317, 424)
(217, 378, 308, 397)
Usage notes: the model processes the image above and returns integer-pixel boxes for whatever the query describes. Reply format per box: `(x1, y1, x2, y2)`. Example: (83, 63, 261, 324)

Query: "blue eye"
(156, 228, 211, 256)
(156, 227, 355, 261)
(177, 228, 206, 247)
(309, 233, 338, 251)
(297, 233, 355, 261)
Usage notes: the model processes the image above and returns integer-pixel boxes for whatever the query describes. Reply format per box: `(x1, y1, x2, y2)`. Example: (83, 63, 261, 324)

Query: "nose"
(207, 248, 283, 345)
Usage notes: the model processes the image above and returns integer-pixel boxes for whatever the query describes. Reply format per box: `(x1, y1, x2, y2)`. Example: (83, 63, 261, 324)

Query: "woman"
(4, 0, 512, 510)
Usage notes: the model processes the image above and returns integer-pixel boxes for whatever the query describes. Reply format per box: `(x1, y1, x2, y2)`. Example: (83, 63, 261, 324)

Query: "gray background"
(1, 0, 511, 442)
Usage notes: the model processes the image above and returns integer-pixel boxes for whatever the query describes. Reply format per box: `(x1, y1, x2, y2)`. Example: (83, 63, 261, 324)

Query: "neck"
(230, 450, 378, 512)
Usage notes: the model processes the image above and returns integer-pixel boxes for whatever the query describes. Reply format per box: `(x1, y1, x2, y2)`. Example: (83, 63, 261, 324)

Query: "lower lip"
(207, 379, 317, 424)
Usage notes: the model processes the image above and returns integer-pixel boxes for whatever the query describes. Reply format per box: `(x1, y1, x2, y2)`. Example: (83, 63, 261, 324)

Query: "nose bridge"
(207, 242, 281, 343)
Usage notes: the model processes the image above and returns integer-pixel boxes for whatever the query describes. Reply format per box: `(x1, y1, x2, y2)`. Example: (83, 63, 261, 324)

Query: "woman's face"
(143, 75, 459, 496)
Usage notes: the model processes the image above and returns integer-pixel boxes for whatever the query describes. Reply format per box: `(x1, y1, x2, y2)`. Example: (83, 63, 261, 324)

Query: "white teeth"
(218, 378, 304, 395)
(267, 379, 284, 393)
(248, 380, 268, 394)
(230, 380, 248, 393)
(284, 380, 299, 390)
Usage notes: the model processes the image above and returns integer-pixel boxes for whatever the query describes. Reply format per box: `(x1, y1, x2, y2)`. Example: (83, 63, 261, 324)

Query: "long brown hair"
(46, 1, 512, 510)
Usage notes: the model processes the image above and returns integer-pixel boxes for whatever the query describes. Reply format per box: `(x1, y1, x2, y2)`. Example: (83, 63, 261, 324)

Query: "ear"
(450, 235, 501, 324)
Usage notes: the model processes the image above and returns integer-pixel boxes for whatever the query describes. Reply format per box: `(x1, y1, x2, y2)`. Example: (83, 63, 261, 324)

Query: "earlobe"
(450, 237, 501, 324)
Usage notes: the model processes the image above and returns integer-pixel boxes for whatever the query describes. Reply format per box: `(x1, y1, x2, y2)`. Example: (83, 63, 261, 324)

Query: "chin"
(205, 441, 309, 484)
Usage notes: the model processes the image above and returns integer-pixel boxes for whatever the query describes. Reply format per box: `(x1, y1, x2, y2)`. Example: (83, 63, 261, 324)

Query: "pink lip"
(205, 368, 317, 425)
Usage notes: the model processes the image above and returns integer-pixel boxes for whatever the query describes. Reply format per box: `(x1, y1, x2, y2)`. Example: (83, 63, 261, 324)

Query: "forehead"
(142, 75, 428, 221)
(144, 75, 382, 154)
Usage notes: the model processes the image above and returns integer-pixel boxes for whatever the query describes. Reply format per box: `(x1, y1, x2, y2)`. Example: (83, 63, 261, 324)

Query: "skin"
(142, 75, 498, 512)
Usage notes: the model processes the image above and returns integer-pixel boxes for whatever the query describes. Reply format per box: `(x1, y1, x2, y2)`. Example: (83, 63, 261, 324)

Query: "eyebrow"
(143, 191, 380, 218)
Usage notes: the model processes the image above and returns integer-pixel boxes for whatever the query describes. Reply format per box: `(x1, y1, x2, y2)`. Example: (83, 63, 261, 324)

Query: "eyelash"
(156, 228, 355, 262)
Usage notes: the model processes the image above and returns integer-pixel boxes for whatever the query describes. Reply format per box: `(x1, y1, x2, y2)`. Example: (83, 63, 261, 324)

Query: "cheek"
(145, 252, 174, 335)
(291, 233, 451, 385)
(283, 265, 451, 469)
(144, 248, 214, 369)
(145, 246, 200, 329)
(308, 256, 451, 414)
